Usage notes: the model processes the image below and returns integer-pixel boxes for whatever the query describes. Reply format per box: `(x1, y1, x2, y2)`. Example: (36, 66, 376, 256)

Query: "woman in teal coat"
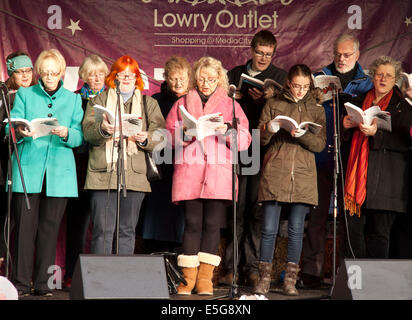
(9, 49, 83, 297)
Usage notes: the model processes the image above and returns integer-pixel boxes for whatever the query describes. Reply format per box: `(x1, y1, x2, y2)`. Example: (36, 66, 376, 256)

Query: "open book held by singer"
(344, 102, 392, 132)
(179, 105, 224, 141)
(93, 104, 143, 137)
(271, 115, 322, 135)
(237, 73, 283, 92)
(312, 74, 342, 102)
(4, 117, 59, 139)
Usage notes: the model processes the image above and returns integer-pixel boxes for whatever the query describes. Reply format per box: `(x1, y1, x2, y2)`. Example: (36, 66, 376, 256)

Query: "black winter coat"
(349, 88, 412, 213)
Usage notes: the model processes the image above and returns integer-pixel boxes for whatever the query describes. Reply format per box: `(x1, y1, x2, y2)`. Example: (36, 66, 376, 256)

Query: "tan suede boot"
(253, 261, 273, 295)
(176, 255, 199, 295)
(196, 252, 221, 295)
(283, 262, 300, 296)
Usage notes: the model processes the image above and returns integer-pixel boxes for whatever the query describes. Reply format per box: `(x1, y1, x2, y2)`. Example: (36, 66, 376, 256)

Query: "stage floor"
(18, 284, 331, 301)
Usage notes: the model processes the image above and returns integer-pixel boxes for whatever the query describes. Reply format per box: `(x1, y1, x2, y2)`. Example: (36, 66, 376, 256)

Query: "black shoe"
(18, 288, 32, 297)
(33, 289, 53, 297)
(297, 273, 321, 289)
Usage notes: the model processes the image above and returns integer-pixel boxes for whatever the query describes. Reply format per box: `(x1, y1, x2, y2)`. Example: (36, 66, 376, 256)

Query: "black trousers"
(301, 167, 345, 277)
(223, 173, 261, 276)
(11, 192, 67, 292)
(345, 209, 398, 259)
(64, 190, 90, 279)
(183, 199, 226, 255)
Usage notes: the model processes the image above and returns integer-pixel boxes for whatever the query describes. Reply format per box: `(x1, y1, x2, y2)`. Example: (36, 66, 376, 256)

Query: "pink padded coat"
(165, 87, 251, 203)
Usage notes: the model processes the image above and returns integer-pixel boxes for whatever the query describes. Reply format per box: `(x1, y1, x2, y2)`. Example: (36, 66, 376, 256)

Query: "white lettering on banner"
(154, 9, 278, 31)
(47, 5, 62, 30)
(154, 9, 213, 32)
(347, 5, 362, 30)
(216, 9, 277, 29)
(347, 264, 362, 290)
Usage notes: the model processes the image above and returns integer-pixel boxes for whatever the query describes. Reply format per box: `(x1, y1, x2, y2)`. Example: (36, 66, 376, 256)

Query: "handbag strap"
(142, 95, 149, 130)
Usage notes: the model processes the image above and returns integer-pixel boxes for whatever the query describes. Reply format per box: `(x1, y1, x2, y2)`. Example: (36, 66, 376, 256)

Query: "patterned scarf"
(80, 83, 105, 100)
(344, 89, 393, 217)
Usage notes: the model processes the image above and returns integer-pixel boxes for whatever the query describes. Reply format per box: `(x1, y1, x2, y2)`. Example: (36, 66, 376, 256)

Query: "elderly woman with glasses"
(63, 54, 109, 289)
(8, 49, 84, 297)
(141, 56, 192, 253)
(82, 55, 165, 256)
(165, 56, 251, 296)
(342, 56, 412, 259)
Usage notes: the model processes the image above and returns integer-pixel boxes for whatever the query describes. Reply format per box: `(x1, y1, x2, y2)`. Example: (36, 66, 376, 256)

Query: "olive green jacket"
(258, 91, 326, 206)
(82, 90, 165, 192)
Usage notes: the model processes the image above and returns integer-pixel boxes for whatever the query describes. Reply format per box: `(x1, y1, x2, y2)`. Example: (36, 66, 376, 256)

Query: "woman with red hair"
(82, 55, 165, 255)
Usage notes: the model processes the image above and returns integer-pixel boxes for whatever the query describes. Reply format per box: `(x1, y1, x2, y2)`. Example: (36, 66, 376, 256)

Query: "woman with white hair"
(63, 54, 109, 289)
(9, 49, 83, 297)
(165, 56, 251, 296)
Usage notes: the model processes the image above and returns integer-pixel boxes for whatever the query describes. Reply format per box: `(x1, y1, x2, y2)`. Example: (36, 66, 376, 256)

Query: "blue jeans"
(260, 201, 308, 264)
(90, 190, 145, 255)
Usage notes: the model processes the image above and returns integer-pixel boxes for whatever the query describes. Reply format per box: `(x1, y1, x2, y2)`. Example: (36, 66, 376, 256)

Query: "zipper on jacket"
(289, 145, 297, 202)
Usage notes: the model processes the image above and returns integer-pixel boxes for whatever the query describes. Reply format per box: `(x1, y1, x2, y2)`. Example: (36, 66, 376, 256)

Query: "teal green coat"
(9, 81, 84, 197)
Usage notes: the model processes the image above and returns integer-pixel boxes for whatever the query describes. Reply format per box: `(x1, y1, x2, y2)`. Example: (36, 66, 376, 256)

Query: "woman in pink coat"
(165, 56, 251, 295)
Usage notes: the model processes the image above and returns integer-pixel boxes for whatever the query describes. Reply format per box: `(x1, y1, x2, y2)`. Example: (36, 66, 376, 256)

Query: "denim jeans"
(90, 190, 145, 255)
(260, 201, 309, 264)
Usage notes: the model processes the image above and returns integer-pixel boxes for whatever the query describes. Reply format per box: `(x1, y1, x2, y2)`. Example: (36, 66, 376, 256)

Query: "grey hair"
(334, 34, 360, 52)
(369, 56, 403, 82)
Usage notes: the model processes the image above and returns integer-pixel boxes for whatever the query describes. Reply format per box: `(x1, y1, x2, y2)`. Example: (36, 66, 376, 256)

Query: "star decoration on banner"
(66, 19, 82, 36)
(405, 17, 412, 27)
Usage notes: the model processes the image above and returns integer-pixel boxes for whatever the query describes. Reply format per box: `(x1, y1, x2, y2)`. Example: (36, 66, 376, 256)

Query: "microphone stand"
(207, 88, 239, 301)
(0, 85, 31, 278)
(228, 89, 239, 299)
(114, 82, 127, 255)
(329, 83, 340, 297)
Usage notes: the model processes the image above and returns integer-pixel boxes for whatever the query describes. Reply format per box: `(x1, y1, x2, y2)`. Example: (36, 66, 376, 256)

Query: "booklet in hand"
(93, 104, 143, 137)
(4, 117, 59, 139)
(179, 105, 224, 141)
(344, 102, 392, 132)
(312, 74, 342, 102)
(237, 73, 283, 92)
(271, 115, 322, 135)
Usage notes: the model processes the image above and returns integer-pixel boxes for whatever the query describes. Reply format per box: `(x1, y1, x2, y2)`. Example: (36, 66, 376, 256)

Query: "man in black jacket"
(220, 30, 287, 287)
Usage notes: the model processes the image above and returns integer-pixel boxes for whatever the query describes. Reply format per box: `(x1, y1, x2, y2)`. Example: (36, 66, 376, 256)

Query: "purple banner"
(1, 0, 412, 96)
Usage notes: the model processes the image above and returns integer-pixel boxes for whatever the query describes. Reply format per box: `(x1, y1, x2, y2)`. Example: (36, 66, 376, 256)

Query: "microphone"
(228, 84, 236, 98)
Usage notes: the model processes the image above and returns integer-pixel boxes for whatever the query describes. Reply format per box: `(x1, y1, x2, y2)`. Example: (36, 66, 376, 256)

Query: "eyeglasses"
(290, 82, 310, 91)
(198, 77, 218, 85)
(117, 73, 136, 80)
(253, 49, 273, 59)
(168, 77, 187, 84)
(88, 73, 106, 80)
(334, 52, 355, 60)
(374, 73, 395, 80)
(40, 71, 60, 78)
(14, 69, 33, 76)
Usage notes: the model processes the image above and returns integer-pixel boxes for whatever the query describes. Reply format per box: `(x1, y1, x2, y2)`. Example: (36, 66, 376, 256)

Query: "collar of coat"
(38, 79, 65, 98)
(183, 86, 228, 119)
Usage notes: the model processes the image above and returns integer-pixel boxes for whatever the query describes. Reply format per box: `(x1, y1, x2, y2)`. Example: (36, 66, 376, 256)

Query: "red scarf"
(344, 89, 393, 217)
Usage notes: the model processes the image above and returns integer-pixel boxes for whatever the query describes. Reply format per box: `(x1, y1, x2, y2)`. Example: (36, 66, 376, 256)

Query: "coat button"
(52, 97, 56, 100)
(48, 113, 53, 117)
(48, 104, 52, 108)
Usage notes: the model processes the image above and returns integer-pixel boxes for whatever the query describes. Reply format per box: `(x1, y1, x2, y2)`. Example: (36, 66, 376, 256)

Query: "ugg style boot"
(253, 261, 273, 295)
(196, 252, 221, 295)
(283, 262, 300, 296)
(176, 255, 199, 295)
